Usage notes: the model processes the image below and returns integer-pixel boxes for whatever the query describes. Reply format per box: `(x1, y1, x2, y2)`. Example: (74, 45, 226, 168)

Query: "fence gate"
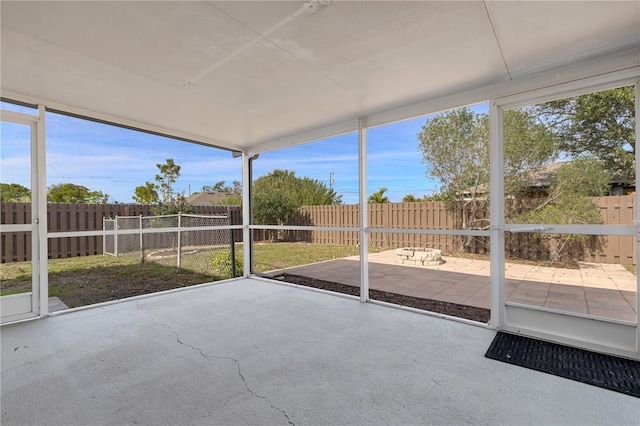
(103, 217, 116, 256)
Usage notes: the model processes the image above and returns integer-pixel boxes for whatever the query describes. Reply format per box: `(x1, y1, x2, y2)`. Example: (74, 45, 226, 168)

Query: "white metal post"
(36, 105, 48, 317)
(114, 215, 119, 257)
(139, 214, 144, 262)
(489, 101, 505, 328)
(177, 212, 182, 268)
(29, 113, 39, 316)
(242, 152, 251, 278)
(102, 217, 106, 256)
(358, 117, 369, 303)
(635, 81, 640, 353)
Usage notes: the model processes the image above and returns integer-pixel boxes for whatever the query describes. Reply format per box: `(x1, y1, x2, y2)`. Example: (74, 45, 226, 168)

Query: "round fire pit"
(395, 247, 443, 266)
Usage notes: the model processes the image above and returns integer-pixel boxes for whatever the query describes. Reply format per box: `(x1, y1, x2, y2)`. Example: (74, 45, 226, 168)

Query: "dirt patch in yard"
(275, 273, 490, 323)
(50, 269, 218, 308)
(2, 263, 220, 309)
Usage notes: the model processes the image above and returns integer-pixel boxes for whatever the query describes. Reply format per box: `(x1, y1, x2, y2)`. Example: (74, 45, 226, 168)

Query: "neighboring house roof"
(525, 162, 565, 190)
(463, 163, 565, 196)
(185, 192, 228, 206)
(526, 161, 636, 189)
(464, 161, 635, 197)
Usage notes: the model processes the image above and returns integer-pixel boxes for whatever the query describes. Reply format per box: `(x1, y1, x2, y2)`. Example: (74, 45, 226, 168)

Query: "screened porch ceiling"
(1, 1, 639, 154)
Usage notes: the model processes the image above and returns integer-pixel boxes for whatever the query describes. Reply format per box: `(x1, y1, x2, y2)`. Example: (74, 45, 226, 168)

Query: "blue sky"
(1, 101, 488, 204)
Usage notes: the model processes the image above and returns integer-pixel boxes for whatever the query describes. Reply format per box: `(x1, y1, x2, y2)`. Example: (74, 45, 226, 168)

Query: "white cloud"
(0, 155, 31, 186)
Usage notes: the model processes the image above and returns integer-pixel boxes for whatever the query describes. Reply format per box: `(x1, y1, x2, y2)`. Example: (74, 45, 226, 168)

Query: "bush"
(211, 251, 243, 279)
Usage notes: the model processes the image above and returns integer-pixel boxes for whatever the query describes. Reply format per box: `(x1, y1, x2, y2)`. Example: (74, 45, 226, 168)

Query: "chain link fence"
(103, 213, 239, 277)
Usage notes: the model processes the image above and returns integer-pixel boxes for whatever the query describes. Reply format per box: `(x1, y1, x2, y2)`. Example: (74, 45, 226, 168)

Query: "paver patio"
(283, 250, 638, 323)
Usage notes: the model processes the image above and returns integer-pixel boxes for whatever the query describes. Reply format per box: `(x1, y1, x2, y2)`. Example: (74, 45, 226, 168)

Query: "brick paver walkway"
(284, 250, 637, 322)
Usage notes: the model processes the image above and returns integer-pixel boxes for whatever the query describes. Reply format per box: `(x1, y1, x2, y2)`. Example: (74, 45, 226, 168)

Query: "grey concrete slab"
(48, 296, 69, 312)
(1, 279, 638, 426)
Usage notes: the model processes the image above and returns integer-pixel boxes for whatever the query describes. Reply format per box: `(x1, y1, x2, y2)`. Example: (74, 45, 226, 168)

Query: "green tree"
(219, 193, 242, 206)
(297, 175, 342, 205)
(152, 193, 194, 216)
(251, 169, 341, 241)
(86, 191, 110, 204)
(418, 108, 489, 203)
(201, 180, 241, 195)
(201, 181, 227, 193)
(422, 192, 450, 202)
(253, 190, 298, 234)
(253, 170, 341, 207)
(513, 157, 610, 224)
(417, 107, 488, 246)
(154, 158, 181, 204)
(0, 183, 31, 202)
(368, 187, 390, 204)
(133, 158, 193, 215)
(503, 108, 560, 196)
(535, 86, 635, 180)
(132, 182, 159, 205)
(417, 106, 558, 250)
(48, 183, 109, 203)
(511, 157, 610, 264)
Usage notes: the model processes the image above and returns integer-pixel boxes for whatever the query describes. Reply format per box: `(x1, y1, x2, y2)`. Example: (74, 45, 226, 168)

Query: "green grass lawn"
(252, 242, 364, 272)
(0, 242, 369, 307)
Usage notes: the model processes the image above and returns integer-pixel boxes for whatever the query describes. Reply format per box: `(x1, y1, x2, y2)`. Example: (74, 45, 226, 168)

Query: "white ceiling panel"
(255, 1, 508, 107)
(184, 36, 370, 143)
(185, 38, 342, 112)
(0, 26, 249, 149)
(1, 1, 638, 152)
(487, 1, 640, 78)
(0, 2, 258, 87)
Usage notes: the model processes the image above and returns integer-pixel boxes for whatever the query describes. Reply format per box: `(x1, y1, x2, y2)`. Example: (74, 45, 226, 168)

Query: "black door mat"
(485, 332, 640, 398)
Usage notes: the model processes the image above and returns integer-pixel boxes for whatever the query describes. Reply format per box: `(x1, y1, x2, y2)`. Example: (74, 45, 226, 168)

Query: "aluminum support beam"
(242, 152, 251, 278)
(36, 105, 48, 317)
(358, 117, 368, 303)
(489, 102, 505, 329)
(636, 81, 640, 352)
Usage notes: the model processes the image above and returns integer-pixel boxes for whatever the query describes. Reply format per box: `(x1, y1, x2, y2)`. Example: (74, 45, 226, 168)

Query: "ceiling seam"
(204, 1, 385, 114)
(0, 23, 252, 120)
(482, 1, 512, 81)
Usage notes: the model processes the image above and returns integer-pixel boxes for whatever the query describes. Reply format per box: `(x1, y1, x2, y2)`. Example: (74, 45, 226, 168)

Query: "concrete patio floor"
(2, 278, 638, 425)
(284, 250, 638, 322)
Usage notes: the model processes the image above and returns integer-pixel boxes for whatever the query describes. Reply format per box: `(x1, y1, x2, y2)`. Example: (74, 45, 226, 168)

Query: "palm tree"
(368, 187, 390, 204)
(403, 194, 419, 202)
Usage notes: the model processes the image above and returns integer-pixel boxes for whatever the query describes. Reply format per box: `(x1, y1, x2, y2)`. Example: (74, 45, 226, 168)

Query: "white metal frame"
(358, 117, 369, 303)
(636, 81, 640, 354)
(492, 76, 640, 359)
(1, 107, 47, 323)
(0, 38, 637, 362)
(0, 104, 245, 325)
(489, 101, 505, 329)
(248, 49, 639, 155)
(245, 60, 640, 359)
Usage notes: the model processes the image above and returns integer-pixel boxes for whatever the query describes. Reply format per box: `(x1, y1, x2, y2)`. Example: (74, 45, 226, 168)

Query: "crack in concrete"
(136, 303, 295, 425)
(136, 303, 211, 361)
(235, 360, 295, 426)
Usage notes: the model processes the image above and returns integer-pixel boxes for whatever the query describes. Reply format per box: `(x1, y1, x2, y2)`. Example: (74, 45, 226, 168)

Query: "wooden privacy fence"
(1, 203, 242, 263)
(298, 195, 637, 265)
(2, 196, 636, 265)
